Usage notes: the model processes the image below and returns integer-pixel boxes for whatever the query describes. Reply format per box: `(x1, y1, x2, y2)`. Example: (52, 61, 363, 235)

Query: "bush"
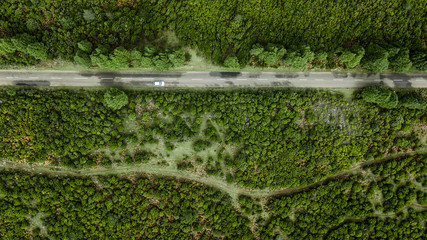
(362, 43, 389, 72)
(103, 88, 128, 110)
(223, 56, 240, 68)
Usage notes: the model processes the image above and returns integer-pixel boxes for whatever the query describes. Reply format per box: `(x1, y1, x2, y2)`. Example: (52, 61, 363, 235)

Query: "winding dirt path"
(0, 149, 425, 199)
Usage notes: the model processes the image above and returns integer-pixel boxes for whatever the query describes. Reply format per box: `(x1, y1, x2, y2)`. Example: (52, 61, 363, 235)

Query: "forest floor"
(1, 148, 425, 201)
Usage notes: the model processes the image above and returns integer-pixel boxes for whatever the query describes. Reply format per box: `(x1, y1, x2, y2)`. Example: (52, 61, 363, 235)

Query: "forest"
(0, 87, 426, 190)
(0, 0, 426, 71)
(0, 86, 426, 238)
(0, 153, 425, 239)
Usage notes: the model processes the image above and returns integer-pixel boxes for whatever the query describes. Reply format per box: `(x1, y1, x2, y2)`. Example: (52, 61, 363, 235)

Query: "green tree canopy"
(103, 88, 128, 110)
(110, 47, 131, 69)
(250, 43, 286, 67)
(11, 34, 36, 54)
(0, 38, 16, 54)
(400, 94, 426, 110)
(361, 85, 398, 109)
(389, 48, 412, 72)
(77, 40, 93, 53)
(168, 49, 186, 67)
(26, 42, 48, 60)
(338, 45, 365, 68)
(362, 43, 389, 72)
(223, 56, 240, 69)
(283, 45, 315, 70)
(74, 50, 92, 67)
(410, 51, 427, 71)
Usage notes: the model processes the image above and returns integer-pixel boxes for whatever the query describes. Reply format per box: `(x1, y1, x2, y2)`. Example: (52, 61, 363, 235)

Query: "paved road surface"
(0, 70, 426, 88)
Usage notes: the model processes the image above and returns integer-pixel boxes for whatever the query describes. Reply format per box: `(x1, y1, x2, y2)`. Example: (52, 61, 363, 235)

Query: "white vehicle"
(153, 81, 165, 86)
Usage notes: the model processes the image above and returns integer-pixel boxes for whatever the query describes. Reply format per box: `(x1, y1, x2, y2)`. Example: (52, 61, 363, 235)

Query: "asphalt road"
(0, 70, 426, 88)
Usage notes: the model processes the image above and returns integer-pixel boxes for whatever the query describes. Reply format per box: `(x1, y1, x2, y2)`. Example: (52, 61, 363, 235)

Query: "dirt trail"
(0, 149, 425, 199)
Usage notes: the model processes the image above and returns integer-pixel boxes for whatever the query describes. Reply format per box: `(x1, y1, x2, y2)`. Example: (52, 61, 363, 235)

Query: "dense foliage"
(1, 88, 425, 190)
(0, 0, 426, 71)
(247, 42, 426, 72)
(262, 153, 427, 239)
(0, 172, 252, 239)
(0, 153, 425, 239)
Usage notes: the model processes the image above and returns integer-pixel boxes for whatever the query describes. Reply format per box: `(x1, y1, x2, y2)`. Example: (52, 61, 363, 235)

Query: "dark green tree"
(74, 50, 92, 67)
(338, 45, 365, 68)
(389, 48, 412, 72)
(283, 45, 315, 70)
(361, 86, 398, 109)
(400, 94, 426, 110)
(362, 43, 389, 72)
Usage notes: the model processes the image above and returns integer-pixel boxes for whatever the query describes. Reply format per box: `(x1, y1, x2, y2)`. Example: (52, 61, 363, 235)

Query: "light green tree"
(77, 40, 93, 53)
(0, 38, 16, 54)
(103, 88, 128, 110)
(26, 42, 48, 60)
(338, 45, 365, 68)
(223, 55, 240, 68)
